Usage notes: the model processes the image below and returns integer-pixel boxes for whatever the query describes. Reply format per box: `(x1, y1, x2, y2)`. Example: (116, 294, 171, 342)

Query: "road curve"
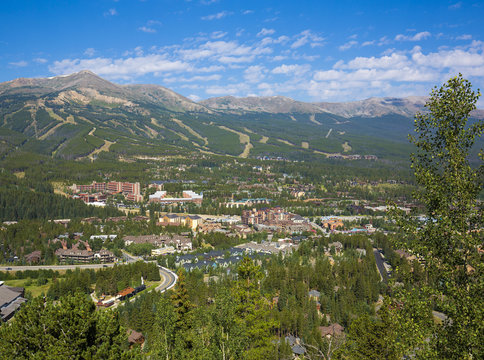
(155, 266, 178, 293)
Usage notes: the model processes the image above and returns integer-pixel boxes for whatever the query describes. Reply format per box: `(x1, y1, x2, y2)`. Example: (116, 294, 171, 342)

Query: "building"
(183, 215, 203, 230)
(73, 181, 142, 203)
(55, 248, 115, 263)
(321, 218, 344, 231)
(149, 190, 203, 204)
(0, 282, 27, 322)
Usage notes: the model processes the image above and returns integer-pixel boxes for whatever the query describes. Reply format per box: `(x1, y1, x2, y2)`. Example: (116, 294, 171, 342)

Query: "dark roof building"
(0, 283, 27, 322)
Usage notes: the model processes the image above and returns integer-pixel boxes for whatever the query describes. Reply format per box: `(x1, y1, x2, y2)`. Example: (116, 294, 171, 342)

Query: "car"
(102, 265, 108, 268)
(6, 267, 12, 270)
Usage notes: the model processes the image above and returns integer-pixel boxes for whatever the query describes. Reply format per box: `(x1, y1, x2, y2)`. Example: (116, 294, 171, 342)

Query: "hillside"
(3, 71, 480, 163)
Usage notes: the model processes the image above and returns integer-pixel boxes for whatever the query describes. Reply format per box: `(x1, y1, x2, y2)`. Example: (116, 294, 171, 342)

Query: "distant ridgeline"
(5, 71, 484, 162)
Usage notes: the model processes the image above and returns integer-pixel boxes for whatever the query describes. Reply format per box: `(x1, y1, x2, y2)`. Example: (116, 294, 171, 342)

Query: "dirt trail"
(85, 140, 116, 160)
(218, 125, 252, 158)
(172, 118, 208, 145)
(309, 114, 321, 125)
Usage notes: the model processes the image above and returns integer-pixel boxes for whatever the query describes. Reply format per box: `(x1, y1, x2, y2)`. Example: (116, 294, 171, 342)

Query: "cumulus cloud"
(395, 31, 431, 41)
(456, 34, 472, 40)
(244, 65, 266, 83)
(309, 43, 484, 101)
(201, 11, 232, 20)
(272, 64, 310, 76)
(34, 58, 48, 64)
(9, 60, 28, 67)
(164, 74, 221, 83)
(211, 31, 227, 39)
(339, 40, 358, 51)
(291, 30, 324, 49)
(139, 26, 156, 33)
(187, 94, 201, 101)
(257, 28, 275, 37)
(178, 40, 271, 63)
(49, 55, 190, 79)
(449, 2, 462, 9)
(84, 48, 96, 57)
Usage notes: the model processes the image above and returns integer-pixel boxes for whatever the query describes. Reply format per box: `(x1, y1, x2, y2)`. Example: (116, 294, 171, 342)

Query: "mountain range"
(0, 71, 482, 162)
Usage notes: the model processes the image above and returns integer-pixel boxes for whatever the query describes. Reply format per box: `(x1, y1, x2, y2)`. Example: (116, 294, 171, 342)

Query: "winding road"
(1, 251, 178, 294)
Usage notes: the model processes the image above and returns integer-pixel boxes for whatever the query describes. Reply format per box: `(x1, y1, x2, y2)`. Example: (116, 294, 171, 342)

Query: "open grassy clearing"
(171, 118, 208, 145)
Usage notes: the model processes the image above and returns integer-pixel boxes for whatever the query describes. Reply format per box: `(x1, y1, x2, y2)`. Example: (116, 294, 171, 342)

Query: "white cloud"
(84, 48, 96, 57)
(178, 40, 270, 64)
(34, 58, 48, 64)
(242, 10, 253, 15)
(257, 28, 275, 37)
(449, 2, 462, 9)
(339, 40, 358, 51)
(104, 8, 117, 16)
(272, 64, 310, 76)
(211, 31, 227, 39)
(139, 26, 156, 33)
(337, 53, 409, 69)
(49, 55, 190, 79)
(244, 65, 266, 83)
(164, 74, 221, 83)
(456, 34, 472, 40)
(201, 11, 233, 20)
(309, 44, 484, 101)
(187, 94, 201, 101)
(395, 31, 431, 41)
(205, 83, 248, 95)
(291, 30, 324, 49)
(9, 60, 28, 67)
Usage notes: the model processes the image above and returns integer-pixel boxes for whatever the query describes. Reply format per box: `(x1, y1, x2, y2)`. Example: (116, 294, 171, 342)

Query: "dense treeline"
(46, 262, 160, 299)
(118, 234, 382, 359)
(0, 294, 139, 359)
(0, 172, 121, 221)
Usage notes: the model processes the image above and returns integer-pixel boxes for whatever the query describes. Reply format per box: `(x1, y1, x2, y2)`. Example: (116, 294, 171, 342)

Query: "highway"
(0, 263, 116, 271)
(1, 250, 178, 294)
(373, 248, 388, 284)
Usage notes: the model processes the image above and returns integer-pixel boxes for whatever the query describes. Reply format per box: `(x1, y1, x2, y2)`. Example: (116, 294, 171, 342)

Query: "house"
(24, 250, 42, 263)
(319, 323, 345, 338)
(0, 282, 27, 322)
(183, 215, 203, 230)
(160, 213, 181, 225)
(327, 241, 344, 254)
(127, 329, 145, 347)
(321, 218, 344, 231)
(308, 289, 321, 301)
(151, 246, 176, 256)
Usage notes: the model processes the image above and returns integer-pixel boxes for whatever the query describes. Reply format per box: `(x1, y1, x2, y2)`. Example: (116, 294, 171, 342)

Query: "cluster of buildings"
(157, 213, 203, 230)
(149, 190, 203, 205)
(224, 198, 271, 208)
(241, 207, 311, 233)
(72, 181, 143, 203)
(55, 241, 115, 263)
(123, 234, 193, 252)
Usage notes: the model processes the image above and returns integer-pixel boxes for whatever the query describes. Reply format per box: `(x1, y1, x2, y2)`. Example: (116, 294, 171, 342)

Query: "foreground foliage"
(392, 75, 483, 359)
(0, 294, 139, 359)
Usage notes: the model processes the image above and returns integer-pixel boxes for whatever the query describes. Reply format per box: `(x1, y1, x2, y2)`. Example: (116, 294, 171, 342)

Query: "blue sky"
(1, 0, 484, 105)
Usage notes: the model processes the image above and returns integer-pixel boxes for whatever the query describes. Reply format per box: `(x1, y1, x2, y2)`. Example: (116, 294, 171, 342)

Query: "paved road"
(155, 266, 177, 292)
(0, 263, 116, 271)
(373, 248, 388, 284)
(1, 251, 178, 294)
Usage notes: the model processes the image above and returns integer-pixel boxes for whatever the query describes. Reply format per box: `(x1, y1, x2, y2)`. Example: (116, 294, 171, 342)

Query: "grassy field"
(4, 278, 52, 298)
